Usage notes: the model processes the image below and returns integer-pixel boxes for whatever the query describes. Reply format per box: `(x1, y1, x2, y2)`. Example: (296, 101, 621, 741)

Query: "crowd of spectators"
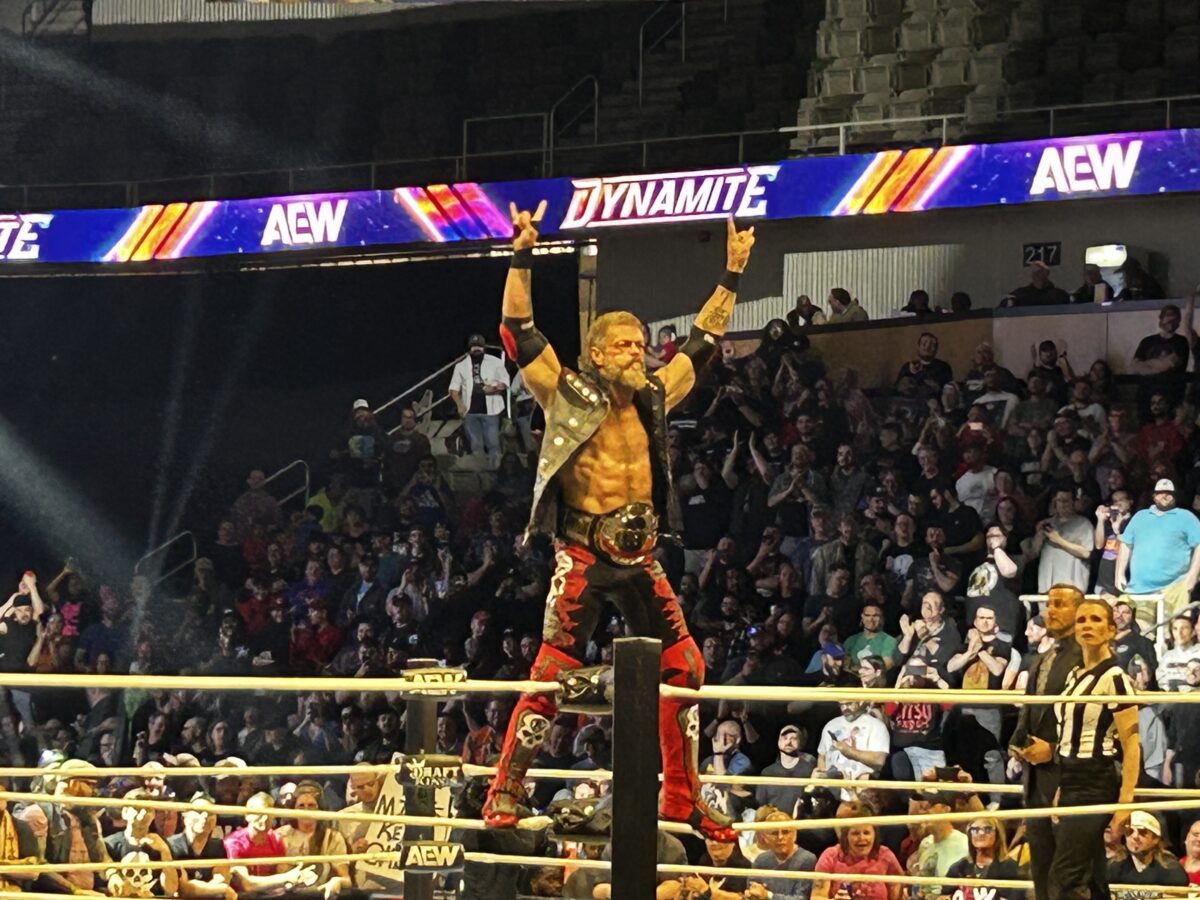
(2, 284, 1200, 898)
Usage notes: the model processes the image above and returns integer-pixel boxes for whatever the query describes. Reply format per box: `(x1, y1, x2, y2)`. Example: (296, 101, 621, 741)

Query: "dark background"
(0, 252, 581, 584)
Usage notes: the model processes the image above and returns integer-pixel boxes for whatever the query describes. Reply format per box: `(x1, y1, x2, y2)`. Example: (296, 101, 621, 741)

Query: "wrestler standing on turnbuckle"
(483, 201, 755, 841)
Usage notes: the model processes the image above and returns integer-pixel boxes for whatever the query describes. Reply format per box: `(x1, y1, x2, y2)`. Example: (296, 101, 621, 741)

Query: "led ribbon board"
(0, 129, 1180, 265)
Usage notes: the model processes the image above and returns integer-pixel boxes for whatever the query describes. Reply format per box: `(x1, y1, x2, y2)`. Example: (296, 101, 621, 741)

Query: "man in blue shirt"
(1116, 479, 1200, 628)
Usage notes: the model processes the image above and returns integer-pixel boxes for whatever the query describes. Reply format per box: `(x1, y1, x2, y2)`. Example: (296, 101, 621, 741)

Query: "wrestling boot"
(483, 644, 579, 828)
(658, 638, 737, 842)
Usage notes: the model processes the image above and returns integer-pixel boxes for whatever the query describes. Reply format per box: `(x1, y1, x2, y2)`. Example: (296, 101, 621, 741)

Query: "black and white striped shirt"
(1055, 657, 1136, 760)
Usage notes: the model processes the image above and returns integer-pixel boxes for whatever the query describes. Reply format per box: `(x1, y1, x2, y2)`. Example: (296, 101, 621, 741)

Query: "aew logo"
(399, 667, 467, 697)
(400, 755, 462, 788)
(1029, 140, 1142, 197)
(561, 165, 778, 229)
(399, 841, 465, 872)
(261, 199, 348, 247)
(0, 214, 51, 260)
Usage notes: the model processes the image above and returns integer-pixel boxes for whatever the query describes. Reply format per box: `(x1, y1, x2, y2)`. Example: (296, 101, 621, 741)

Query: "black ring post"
(611, 637, 661, 897)
(404, 657, 439, 900)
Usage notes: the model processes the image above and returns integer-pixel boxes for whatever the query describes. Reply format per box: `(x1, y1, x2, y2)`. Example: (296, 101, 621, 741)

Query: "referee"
(1008, 583, 1083, 900)
(1048, 598, 1141, 899)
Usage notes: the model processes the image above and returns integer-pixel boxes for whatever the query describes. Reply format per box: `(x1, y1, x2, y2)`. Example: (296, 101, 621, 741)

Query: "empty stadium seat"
(899, 16, 940, 57)
(1165, 30, 1200, 71)
(1166, 0, 1200, 29)
(1127, 0, 1163, 27)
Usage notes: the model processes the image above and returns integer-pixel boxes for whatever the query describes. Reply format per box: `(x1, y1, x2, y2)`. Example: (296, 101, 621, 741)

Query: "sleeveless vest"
(525, 368, 681, 540)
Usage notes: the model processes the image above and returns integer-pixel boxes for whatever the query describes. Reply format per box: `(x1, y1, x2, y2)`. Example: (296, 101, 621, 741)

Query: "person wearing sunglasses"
(945, 817, 1023, 899)
(1106, 810, 1189, 888)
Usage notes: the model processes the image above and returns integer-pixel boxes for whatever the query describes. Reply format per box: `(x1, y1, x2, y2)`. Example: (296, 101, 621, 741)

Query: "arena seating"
(794, 0, 1200, 153)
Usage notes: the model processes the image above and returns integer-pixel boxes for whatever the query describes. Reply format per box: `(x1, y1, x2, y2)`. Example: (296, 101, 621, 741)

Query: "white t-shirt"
(955, 466, 997, 521)
(449, 353, 510, 416)
(1036, 515, 1093, 592)
(817, 713, 890, 784)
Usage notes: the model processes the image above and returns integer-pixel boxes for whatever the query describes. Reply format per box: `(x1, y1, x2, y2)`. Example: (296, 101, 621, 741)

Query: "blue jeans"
(902, 746, 945, 780)
(464, 413, 501, 467)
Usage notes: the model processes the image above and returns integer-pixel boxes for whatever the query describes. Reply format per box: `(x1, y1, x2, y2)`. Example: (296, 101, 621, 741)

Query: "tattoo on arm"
(695, 288, 735, 335)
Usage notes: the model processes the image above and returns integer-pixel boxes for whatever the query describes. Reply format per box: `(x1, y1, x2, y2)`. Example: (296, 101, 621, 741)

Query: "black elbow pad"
(678, 326, 719, 369)
(500, 316, 549, 367)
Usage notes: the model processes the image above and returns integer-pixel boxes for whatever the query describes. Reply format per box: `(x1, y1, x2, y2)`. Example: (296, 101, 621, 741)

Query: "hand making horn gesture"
(509, 200, 548, 251)
(726, 216, 755, 273)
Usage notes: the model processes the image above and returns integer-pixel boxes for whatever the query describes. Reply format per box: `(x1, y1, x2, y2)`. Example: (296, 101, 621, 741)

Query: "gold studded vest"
(525, 367, 681, 541)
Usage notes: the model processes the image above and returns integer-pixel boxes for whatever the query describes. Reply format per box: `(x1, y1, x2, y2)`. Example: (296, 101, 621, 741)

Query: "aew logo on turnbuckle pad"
(398, 666, 467, 699)
(399, 841, 465, 873)
(561, 165, 779, 229)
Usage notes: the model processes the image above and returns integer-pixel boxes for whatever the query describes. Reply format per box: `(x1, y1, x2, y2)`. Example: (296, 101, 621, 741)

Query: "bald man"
(1008, 583, 1084, 900)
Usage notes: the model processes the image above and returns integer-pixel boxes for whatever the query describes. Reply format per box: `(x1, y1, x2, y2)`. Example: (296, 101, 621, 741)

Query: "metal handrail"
(639, 1, 687, 106)
(133, 531, 197, 586)
(261, 458, 310, 508)
(461, 112, 549, 180)
(374, 344, 508, 423)
(548, 75, 600, 174)
(5, 90, 1199, 210)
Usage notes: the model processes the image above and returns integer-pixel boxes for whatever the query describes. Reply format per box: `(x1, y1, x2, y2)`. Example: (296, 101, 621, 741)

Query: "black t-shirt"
(937, 504, 983, 555)
(959, 635, 1013, 692)
(1166, 704, 1200, 767)
(166, 834, 227, 882)
(469, 360, 489, 414)
(1135, 332, 1191, 403)
(896, 358, 954, 395)
(1012, 282, 1070, 307)
(802, 592, 861, 645)
(682, 483, 732, 550)
(886, 701, 945, 750)
(965, 560, 1023, 642)
(946, 857, 1023, 899)
(0, 617, 36, 673)
(1031, 363, 1069, 405)
(105, 834, 170, 896)
(907, 554, 962, 601)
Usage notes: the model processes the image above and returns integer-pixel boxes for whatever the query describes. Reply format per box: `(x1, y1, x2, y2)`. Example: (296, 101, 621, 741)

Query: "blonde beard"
(599, 362, 647, 391)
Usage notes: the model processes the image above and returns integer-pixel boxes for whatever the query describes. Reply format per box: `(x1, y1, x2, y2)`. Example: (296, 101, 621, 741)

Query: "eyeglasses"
(968, 825, 996, 835)
(1129, 828, 1157, 837)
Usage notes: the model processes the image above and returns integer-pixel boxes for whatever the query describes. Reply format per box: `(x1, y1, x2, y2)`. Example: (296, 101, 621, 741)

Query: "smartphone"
(935, 765, 961, 781)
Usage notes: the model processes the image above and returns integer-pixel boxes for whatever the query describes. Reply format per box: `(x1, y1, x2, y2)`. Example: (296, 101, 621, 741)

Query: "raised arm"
(500, 201, 561, 408)
(657, 218, 756, 410)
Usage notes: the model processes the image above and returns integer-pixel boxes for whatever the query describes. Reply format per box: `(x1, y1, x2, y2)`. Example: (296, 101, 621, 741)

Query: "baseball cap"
(1030, 260, 1051, 272)
(352, 398, 370, 411)
(780, 725, 803, 738)
(11, 594, 31, 609)
(820, 642, 846, 659)
(213, 757, 247, 780)
(1154, 478, 1177, 494)
(467, 333, 487, 348)
(1030, 614, 1045, 628)
(1129, 810, 1161, 836)
(59, 759, 99, 782)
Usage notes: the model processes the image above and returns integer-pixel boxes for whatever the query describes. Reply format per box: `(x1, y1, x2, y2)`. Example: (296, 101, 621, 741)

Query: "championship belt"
(560, 503, 658, 566)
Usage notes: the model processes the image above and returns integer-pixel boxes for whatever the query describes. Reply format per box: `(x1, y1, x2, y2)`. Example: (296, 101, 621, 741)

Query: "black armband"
(501, 315, 549, 366)
(678, 325, 719, 369)
(718, 269, 741, 292)
(510, 248, 534, 270)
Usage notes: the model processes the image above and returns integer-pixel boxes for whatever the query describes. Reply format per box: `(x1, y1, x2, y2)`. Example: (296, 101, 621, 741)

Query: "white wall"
(596, 193, 1200, 324)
